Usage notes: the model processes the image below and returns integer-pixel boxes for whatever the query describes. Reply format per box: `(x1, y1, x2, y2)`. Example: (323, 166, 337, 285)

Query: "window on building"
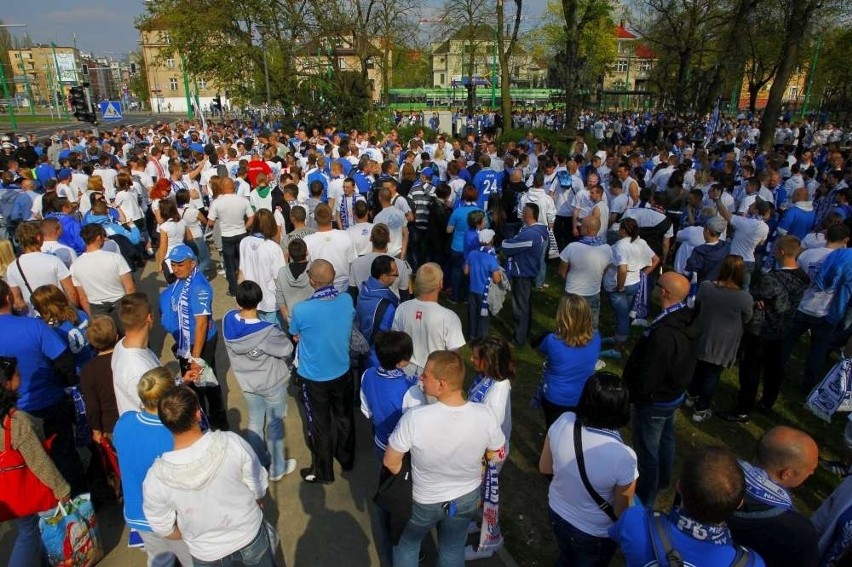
(166, 58, 175, 69)
(618, 41, 628, 54)
(197, 78, 207, 90)
(169, 77, 178, 91)
(440, 73, 445, 85)
(161, 32, 171, 44)
(639, 60, 652, 72)
(616, 60, 628, 73)
(789, 86, 799, 99)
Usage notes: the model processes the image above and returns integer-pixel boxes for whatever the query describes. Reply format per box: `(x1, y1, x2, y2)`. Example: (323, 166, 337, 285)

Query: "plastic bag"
(39, 493, 104, 567)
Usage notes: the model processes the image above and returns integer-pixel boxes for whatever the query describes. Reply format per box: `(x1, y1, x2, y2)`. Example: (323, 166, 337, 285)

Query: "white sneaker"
(465, 537, 503, 561)
(692, 409, 712, 423)
(217, 268, 226, 276)
(270, 458, 297, 482)
(595, 359, 606, 371)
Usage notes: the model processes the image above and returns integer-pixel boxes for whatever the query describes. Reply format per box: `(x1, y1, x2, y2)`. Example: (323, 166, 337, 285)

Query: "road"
(0, 112, 180, 136)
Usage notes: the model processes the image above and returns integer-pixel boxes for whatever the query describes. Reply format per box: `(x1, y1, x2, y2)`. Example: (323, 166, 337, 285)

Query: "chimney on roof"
(620, 19, 626, 28)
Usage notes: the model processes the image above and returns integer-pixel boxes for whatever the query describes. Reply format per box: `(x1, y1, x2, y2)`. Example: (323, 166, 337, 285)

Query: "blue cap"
(167, 244, 197, 263)
(58, 168, 72, 180)
(421, 167, 434, 177)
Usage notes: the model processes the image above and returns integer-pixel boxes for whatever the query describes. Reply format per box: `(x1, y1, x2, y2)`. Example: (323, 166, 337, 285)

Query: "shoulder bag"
(0, 409, 59, 520)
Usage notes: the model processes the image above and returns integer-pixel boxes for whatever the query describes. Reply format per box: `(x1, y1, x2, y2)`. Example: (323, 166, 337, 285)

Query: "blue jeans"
(633, 402, 677, 508)
(192, 524, 275, 567)
(606, 283, 640, 342)
(9, 515, 43, 567)
(257, 310, 282, 328)
(393, 488, 480, 567)
(548, 508, 616, 567)
(579, 293, 601, 330)
(193, 236, 211, 275)
(743, 261, 755, 292)
(243, 386, 289, 478)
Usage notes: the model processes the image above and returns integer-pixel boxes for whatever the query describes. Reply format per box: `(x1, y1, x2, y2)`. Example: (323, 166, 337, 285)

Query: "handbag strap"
(3, 408, 14, 452)
(648, 511, 685, 567)
(573, 418, 618, 522)
(15, 258, 33, 295)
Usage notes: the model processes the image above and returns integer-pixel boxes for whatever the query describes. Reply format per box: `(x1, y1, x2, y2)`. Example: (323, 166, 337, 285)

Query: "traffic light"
(69, 84, 96, 123)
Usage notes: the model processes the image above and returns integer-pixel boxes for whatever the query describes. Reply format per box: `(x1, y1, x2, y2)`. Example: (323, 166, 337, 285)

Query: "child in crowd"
(464, 228, 502, 340)
(359, 331, 424, 462)
(79, 315, 120, 442)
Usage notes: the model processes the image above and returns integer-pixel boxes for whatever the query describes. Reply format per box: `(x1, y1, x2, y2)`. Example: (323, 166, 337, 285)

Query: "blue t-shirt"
(290, 292, 354, 381)
(0, 314, 68, 412)
(466, 249, 500, 294)
(360, 366, 419, 450)
(609, 506, 766, 567)
(159, 275, 218, 345)
(448, 205, 484, 252)
(538, 332, 601, 407)
(463, 229, 481, 260)
(113, 411, 174, 532)
(53, 311, 94, 373)
(472, 169, 501, 209)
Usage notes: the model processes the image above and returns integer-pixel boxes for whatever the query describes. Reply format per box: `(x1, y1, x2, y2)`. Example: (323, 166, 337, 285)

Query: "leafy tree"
(496, 0, 523, 131)
(439, 0, 494, 115)
(807, 26, 852, 121)
(741, 1, 786, 113)
(128, 51, 150, 106)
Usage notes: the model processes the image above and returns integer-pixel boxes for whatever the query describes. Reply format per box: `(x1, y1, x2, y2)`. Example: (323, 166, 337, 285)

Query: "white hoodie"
(143, 431, 268, 562)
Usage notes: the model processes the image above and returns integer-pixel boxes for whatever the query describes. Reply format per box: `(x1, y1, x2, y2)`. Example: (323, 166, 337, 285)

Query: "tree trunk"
(759, 0, 819, 151)
(674, 49, 692, 112)
(499, 0, 522, 133)
(748, 84, 759, 113)
(561, 0, 581, 132)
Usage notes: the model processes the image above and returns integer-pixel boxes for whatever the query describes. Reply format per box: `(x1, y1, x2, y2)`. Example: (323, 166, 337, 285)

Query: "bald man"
(622, 271, 698, 507)
(289, 259, 356, 484)
(728, 427, 819, 567)
(557, 215, 612, 328)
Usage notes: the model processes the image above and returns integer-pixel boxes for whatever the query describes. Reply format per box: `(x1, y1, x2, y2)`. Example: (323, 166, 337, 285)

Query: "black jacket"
(728, 494, 819, 567)
(623, 307, 698, 404)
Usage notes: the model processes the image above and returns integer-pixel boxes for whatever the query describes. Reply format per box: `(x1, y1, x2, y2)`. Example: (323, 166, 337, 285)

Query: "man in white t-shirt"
(373, 186, 409, 259)
(349, 223, 413, 300)
(716, 197, 770, 291)
(112, 293, 160, 415)
(391, 263, 465, 375)
(143, 386, 272, 565)
(71, 224, 135, 317)
(207, 177, 254, 296)
(346, 200, 373, 256)
(5, 221, 77, 313)
(384, 350, 506, 566)
(558, 216, 612, 328)
(303, 204, 357, 292)
(40, 217, 78, 268)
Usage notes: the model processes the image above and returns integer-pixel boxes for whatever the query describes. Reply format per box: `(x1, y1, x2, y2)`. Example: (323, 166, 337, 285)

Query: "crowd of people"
(0, 110, 850, 567)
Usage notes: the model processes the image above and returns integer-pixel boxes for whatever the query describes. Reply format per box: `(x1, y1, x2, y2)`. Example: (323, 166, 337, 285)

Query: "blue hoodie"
(82, 213, 141, 245)
(356, 277, 399, 344)
(46, 212, 85, 255)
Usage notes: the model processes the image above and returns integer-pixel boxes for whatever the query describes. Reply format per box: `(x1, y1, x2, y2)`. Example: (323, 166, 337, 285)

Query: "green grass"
(0, 114, 71, 125)
(441, 261, 848, 566)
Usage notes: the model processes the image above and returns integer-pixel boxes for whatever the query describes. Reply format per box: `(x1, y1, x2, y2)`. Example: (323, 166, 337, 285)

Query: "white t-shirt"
(477, 379, 512, 445)
(547, 413, 637, 538)
(560, 242, 612, 296)
(302, 230, 357, 291)
(5, 252, 70, 308)
(593, 201, 609, 238)
(160, 220, 188, 261)
(729, 215, 769, 263)
(674, 225, 707, 275)
(179, 206, 204, 240)
(95, 168, 119, 200)
(346, 222, 374, 256)
(389, 401, 505, 504)
(391, 299, 466, 371)
(603, 237, 655, 291)
(111, 338, 160, 415)
(70, 172, 89, 199)
(143, 431, 267, 562)
(57, 182, 77, 202)
(373, 207, 407, 257)
(41, 241, 77, 268)
(208, 194, 253, 237)
(70, 250, 131, 304)
(115, 190, 144, 222)
(798, 246, 833, 275)
(239, 235, 286, 312)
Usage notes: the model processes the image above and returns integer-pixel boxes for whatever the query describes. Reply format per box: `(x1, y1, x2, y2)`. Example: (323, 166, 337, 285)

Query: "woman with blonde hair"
(534, 293, 602, 427)
(30, 284, 93, 373)
(238, 209, 286, 324)
(113, 367, 193, 565)
(0, 239, 14, 277)
(79, 175, 105, 216)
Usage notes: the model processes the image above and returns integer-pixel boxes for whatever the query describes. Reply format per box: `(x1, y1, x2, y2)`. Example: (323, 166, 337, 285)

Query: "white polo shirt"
(208, 194, 253, 237)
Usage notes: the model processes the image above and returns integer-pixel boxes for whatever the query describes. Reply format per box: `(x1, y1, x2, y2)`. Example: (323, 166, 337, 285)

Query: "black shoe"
(300, 467, 332, 484)
(720, 411, 750, 423)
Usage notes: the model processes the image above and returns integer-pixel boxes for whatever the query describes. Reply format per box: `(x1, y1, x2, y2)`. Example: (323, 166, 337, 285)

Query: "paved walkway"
(0, 259, 517, 567)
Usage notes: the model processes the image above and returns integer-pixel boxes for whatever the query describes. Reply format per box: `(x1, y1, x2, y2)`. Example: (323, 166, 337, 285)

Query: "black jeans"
(299, 372, 355, 482)
(221, 233, 246, 295)
(541, 396, 577, 430)
(511, 276, 534, 347)
(782, 311, 837, 393)
(554, 215, 574, 252)
(687, 360, 725, 412)
(30, 398, 87, 497)
(409, 227, 428, 273)
(736, 333, 784, 414)
(176, 332, 230, 431)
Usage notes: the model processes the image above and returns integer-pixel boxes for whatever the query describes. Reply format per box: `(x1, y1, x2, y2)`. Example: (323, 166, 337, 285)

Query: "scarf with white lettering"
(172, 267, 198, 359)
(739, 460, 794, 510)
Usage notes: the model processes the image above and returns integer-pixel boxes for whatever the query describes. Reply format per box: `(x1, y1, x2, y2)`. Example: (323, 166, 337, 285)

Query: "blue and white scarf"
(340, 194, 353, 229)
(173, 268, 199, 359)
(641, 299, 687, 337)
(669, 507, 733, 546)
(739, 459, 794, 510)
(578, 235, 604, 247)
(469, 375, 496, 403)
(631, 272, 650, 325)
(479, 246, 497, 317)
(310, 285, 339, 301)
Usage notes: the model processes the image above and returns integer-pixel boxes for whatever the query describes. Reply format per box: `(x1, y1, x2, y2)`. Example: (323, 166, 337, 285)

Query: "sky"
(3, 0, 549, 58)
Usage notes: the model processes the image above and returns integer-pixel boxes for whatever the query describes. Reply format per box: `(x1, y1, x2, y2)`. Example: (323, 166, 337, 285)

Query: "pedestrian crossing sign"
(99, 101, 123, 121)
